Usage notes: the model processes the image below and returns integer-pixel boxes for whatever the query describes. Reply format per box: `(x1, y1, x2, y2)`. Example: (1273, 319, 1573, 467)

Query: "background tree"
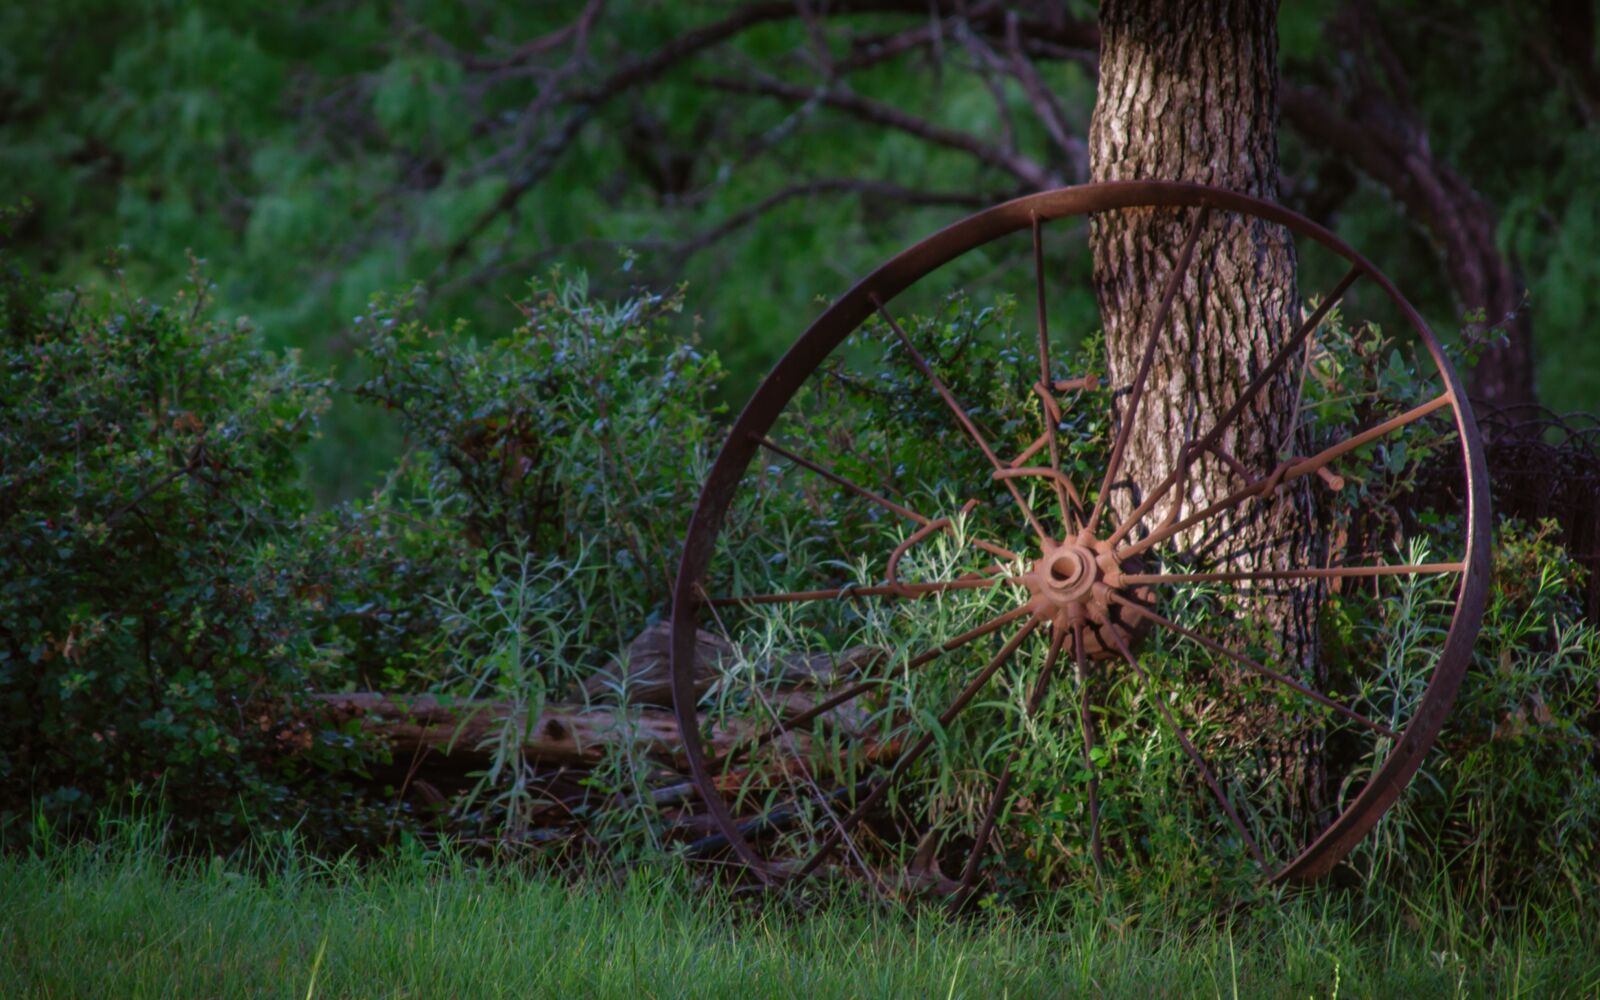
(3, 0, 1594, 500)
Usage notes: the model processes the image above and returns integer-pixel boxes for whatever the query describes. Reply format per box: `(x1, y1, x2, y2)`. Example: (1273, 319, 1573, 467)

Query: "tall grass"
(3, 819, 1596, 999)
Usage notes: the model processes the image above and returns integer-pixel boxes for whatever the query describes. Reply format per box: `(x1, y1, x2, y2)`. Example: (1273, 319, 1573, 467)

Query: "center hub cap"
(1017, 533, 1152, 659)
(1039, 543, 1099, 603)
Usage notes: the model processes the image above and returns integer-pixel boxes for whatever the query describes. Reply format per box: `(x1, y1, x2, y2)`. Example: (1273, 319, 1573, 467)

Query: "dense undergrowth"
(3, 233, 1598, 917)
(0, 240, 726, 850)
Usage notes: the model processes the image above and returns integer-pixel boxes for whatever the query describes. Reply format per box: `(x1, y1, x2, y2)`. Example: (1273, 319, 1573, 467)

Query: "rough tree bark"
(1088, 0, 1325, 819)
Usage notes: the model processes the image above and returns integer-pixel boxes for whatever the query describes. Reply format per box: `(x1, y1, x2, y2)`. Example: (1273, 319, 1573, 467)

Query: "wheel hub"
(1037, 541, 1099, 602)
(1020, 532, 1150, 657)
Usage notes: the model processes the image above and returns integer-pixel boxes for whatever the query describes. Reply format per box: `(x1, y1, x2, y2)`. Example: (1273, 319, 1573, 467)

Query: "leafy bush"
(0, 246, 739, 849)
(346, 271, 724, 685)
(0, 251, 381, 847)
(1352, 519, 1600, 904)
(314, 273, 742, 842)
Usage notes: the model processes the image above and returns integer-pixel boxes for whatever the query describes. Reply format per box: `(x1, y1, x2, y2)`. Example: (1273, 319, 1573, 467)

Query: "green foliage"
(1362, 520, 1600, 904)
(0, 248, 381, 847)
(4, 0, 1594, 513)
(430, 547, 606, 838)
(346, 271, 722, 676)
(0, 247, 738, 850)
(320, 272, 738, 842)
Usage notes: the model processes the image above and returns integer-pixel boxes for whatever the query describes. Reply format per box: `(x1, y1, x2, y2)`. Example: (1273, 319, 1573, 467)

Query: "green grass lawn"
(3, 829, 1596, 999)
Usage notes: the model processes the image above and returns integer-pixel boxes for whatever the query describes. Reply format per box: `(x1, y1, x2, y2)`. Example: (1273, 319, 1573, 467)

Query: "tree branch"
(1280, 79, 1534, 407)
(676, 178, 991, 257)
(698, 73, 1060, 189)
(446, 1, 983, 265)
(1003, 12, 1088, 182)
(437, 177, 992, 296)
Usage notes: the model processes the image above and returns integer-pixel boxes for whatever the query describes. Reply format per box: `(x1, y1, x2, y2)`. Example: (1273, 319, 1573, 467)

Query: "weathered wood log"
(315, 687, 887, 836)
(581, 622, 735, 706)
(315, 689, 878, 768)
(316, 692, 736, 768)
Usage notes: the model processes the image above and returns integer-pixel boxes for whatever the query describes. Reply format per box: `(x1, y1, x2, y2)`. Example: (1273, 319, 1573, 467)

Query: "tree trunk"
(1088, 0, 1325, 822)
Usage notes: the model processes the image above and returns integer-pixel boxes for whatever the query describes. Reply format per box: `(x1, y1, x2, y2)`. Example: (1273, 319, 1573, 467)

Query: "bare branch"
(1004, 12, 1088, 182)
(436, 177, 993, 296)
(1279, 78, 1533, 407)
(460, 0, 606, 71)
(955, 25, 1021, 160)
(445, 0, 963, 265)
(699, 74, 1060, 189)
(677, 178, 991, 257)
(440, 2, 1098, 271)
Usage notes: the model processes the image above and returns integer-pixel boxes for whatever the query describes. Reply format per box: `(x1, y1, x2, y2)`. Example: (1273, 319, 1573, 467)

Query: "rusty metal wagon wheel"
(670, 181, 1489, 898)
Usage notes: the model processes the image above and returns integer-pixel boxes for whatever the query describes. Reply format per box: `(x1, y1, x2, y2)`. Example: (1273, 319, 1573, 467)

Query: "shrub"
(345, 271, 724, 686)
(323, 272, 742, 842)
(0, 250, 382, 847)
(1351, 519, 1600, 904)
(0, 250, 737, 850)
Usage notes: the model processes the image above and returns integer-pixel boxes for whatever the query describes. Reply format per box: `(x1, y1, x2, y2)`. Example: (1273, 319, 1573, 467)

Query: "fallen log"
(314, 689, 888, 839)
(316, 684, 878, 771)
(314, 692, 739, 768)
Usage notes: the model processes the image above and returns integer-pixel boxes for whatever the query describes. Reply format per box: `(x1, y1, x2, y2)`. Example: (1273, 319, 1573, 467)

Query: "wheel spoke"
(1074, 621, 1105, 877)
(1103, 627, 1268, 871)
(1032, 213, 1076, 534)
(1107, 265, 1364, 546)
(1106, 591, 1396, 740)
(953, 623, 1069, 903)
(712, 604, 1037, 770)
(1008, 429, 1051, 468)
(795, 615, 1044, 878)
(704, 574, 1007, 608)
(1121, 562, 1463, 586)
(1119, 391, 1453, 561)
(744, 689, 887, 887)
(993, 466, 1083, 509)
(754, 434, 1021, 564)
(886, 507, 970, 597)
(1087, 206, 1211, 535)
(1053, 374, 1101, 393)
(872, 295, 1055, 546)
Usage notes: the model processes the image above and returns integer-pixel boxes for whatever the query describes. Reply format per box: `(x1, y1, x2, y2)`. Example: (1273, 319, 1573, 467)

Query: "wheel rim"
(671, 180, 1491, 891)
